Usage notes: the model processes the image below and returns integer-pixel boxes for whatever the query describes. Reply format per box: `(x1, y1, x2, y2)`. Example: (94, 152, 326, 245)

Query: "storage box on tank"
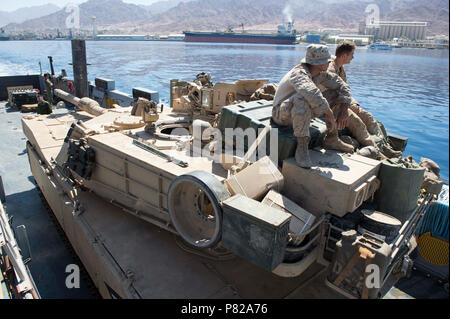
(171, 98, 188, 113)
(222, 194, 291, 271)
(170, 79, 188, 107)
(262, 190, 315, 245)
(326, 230, 392, 299)
(224, 156, 284, 200)
(217, 100, 327, 163)
(282, 149, 381, 217)
(201, 88, 213, 109)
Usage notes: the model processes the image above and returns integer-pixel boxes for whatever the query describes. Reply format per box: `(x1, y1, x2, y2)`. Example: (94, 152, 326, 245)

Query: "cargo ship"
(0, 28, 10, 41)
(184, 22, 297, 45)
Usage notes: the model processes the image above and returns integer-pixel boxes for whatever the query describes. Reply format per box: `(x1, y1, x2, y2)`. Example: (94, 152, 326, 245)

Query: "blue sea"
(1, 40, 448, 180)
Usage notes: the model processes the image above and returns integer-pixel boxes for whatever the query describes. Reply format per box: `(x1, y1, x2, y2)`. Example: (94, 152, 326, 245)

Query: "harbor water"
(1, 40, 448, 180)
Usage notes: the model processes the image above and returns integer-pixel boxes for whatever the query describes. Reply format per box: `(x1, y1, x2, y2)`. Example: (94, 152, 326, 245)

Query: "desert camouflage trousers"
(271, 93, 329, 138)
(349, 103, 379, 135)
(345, 108, 373, 144)
(272, 94, 374, 146)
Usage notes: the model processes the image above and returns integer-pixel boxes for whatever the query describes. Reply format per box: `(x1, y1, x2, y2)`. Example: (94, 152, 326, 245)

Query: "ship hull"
(184, 32, 296, 45)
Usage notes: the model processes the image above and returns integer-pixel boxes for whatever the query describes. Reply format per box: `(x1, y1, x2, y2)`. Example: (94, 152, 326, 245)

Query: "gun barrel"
(54, 89, 106, 116)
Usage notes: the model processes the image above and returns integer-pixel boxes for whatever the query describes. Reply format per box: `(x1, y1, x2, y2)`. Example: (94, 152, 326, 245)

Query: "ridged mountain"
(0, 3, 60, 27)
(131, 0, 448, 35)
(139, 0, 186, 16)
(4, 0, 449, 35)
(4, 0, 153, 32)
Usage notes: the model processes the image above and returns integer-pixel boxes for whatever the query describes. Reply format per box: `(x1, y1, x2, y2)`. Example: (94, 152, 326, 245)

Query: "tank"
(18, 46, 438, 299)
(21, 85, 437, 299)
(22, 92, 330, 298)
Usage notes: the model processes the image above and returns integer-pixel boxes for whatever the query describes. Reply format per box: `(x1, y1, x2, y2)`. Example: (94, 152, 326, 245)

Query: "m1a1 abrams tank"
(21, 73, 437, 299)
(19, 39, 440, 300)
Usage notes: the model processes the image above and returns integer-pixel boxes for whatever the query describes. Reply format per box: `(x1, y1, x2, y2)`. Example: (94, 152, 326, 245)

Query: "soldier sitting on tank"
(272, 44, 357, 168)
(44, 73, 54, 105)
(326, 40, 402, 158)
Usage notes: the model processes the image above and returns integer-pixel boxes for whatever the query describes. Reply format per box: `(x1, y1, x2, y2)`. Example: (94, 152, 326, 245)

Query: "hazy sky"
(2, 0, 163, 12)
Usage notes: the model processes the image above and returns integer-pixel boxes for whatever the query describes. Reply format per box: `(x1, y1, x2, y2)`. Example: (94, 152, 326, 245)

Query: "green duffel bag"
(37, 101, 53, 115)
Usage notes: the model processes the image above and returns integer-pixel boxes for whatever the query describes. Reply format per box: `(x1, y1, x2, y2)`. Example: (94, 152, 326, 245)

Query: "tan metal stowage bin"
(282, 149, 381, 217)
(262, 190, 315, 245)
(224, 156, 284, 201)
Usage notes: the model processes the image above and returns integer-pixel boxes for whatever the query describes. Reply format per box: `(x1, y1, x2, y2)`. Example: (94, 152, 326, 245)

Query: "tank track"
(34, 182, 101, 299)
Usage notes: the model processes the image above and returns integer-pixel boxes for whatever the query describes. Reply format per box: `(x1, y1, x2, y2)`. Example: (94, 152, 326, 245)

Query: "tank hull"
(21, 108, 334, 299)
(19, 88, 429, 299)
(26, 137, 332, 299)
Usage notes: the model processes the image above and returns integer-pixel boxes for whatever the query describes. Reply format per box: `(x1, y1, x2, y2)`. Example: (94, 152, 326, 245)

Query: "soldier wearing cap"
(272, 44, 354, 168)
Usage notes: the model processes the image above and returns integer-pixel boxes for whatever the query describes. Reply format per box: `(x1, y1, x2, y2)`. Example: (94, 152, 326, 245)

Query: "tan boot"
(381, 143, 403, 158)
(377, 151, 389, 161)
(295, 137, 313, 168)
(323, 131, 354, 153)
(361, 136, 378, 147)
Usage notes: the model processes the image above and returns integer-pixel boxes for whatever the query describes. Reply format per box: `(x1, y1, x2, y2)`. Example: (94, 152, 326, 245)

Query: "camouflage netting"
(419, 157, 443, 195)
(250, 83, 278, 101)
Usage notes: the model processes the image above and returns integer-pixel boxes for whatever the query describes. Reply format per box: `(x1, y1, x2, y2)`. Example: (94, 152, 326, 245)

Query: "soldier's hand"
(337, 118, 346, 130)
(336, 112, 347, 130)
(325, 109, 336, 132)
(351, 103, 360, 115)
(336, 104, 349, 130)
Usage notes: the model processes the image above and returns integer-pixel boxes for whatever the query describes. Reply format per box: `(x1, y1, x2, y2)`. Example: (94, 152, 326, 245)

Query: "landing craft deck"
(0, 102, 96, 298)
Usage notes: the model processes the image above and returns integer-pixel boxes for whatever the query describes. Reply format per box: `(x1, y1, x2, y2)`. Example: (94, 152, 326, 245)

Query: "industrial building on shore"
(360, 21, 428, 41)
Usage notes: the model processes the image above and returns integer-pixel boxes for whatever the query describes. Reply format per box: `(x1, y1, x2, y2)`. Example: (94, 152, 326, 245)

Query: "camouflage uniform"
(313, 63, 373, 147)
(45, 78, 54, 105)
(326, 58, 402, 158)
(272, 63, 352, 138)
(328, 58, 379, 135)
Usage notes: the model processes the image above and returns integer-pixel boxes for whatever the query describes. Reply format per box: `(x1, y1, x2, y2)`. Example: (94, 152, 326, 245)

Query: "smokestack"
(92, 16, 97, 39)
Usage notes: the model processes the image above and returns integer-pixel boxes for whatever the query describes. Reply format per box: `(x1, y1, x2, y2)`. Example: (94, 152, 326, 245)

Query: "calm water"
(1, 40, 449, 180)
